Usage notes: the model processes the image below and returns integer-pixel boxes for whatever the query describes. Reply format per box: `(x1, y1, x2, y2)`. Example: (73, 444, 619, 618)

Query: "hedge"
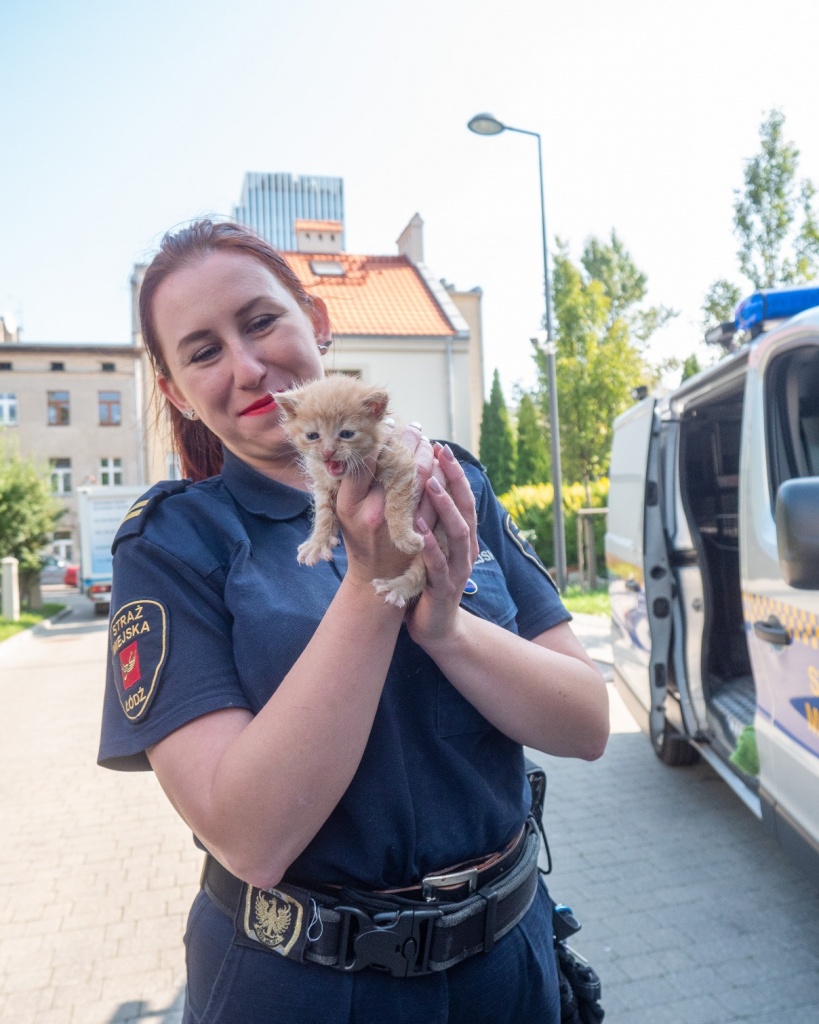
(498, 479, 610, 571)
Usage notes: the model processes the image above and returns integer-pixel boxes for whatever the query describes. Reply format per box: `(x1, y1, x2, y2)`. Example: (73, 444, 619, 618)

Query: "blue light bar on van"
(735, 286, 819, 333)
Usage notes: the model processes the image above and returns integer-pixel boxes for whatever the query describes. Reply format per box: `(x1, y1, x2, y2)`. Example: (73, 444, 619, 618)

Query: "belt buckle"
(336, 905, 442, 977)
(421, 866, 479, 902)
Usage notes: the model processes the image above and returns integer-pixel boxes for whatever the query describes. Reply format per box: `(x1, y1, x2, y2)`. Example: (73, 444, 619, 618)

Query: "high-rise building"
(232, 172, 344, 250)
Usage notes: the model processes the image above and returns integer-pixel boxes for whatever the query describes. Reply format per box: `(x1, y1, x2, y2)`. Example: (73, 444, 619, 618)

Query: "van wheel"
(651, 717, 699, 766)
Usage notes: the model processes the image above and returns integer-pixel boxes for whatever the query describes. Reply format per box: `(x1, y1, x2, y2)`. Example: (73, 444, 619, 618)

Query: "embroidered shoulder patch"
(110, 600, 168, 720)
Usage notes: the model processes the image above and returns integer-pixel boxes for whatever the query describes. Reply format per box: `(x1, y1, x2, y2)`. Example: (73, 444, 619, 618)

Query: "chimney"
(396, 213, 424, 264)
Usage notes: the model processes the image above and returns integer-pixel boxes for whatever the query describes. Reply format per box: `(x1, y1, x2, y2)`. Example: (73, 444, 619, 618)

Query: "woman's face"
(153, 250, 328, 481)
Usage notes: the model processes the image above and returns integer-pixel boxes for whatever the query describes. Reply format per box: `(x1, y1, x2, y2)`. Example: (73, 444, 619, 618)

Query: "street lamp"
(467, 113, 567, 589)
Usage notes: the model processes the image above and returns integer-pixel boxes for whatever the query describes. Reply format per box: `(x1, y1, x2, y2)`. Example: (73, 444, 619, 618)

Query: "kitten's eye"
(306, 432, 320, 442)
(339, 430, 355, 440)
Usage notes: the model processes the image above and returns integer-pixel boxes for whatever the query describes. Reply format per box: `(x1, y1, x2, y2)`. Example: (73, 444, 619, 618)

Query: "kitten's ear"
(364, 388, 390, 420)
(276, 390, 300, 419)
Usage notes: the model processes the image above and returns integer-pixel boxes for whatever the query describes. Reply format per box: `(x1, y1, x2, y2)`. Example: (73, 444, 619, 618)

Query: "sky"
(2, 0, 819, 401)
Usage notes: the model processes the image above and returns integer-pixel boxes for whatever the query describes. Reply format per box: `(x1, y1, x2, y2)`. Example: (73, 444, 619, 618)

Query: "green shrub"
(498, 479, 609, 571)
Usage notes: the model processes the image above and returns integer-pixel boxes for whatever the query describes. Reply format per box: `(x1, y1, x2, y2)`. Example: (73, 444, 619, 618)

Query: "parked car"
(63, 564, 79, 588)
(40, 555, 68, 584)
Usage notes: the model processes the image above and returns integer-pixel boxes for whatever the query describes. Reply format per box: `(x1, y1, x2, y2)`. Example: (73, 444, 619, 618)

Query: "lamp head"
(467, 113, 505, 136)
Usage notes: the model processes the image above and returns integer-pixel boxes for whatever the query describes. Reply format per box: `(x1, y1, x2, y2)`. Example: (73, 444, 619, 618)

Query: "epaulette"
(112, 480, 191, 552)
(431, 440, 485, 472)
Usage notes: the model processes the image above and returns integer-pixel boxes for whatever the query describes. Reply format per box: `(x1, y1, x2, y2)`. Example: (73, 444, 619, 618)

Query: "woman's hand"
(405, 443, 479, 647)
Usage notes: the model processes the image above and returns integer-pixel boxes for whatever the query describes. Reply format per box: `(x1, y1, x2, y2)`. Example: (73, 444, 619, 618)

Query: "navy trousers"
(182, 881, 560, 1023)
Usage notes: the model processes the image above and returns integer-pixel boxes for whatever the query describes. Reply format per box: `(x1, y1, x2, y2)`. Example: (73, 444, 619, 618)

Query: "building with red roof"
(285, 213, 484, 450)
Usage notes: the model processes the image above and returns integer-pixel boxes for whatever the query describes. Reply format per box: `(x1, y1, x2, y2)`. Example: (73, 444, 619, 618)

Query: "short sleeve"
(466, 464, 571, 641)
(98, 535, 252, 771)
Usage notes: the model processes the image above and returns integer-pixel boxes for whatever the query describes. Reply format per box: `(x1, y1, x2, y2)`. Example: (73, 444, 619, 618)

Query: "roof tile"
(285, 252, 456, 337)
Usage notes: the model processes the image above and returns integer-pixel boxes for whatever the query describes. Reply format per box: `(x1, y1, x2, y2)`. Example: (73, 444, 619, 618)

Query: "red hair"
(139, 219, 323, 482)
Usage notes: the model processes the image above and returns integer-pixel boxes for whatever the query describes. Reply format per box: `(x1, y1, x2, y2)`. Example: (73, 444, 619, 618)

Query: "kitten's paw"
(297, 539, 336, 565)
(372, 577, 420, 608)
(393, 531, 425, 556)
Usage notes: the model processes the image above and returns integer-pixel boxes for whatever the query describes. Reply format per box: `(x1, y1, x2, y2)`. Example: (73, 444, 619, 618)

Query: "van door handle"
(625, 579, 640, 592)
(753, 616, 792, 646)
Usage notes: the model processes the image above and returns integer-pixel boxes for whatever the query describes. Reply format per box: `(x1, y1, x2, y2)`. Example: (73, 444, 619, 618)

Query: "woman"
(98, 219, 609, 1023)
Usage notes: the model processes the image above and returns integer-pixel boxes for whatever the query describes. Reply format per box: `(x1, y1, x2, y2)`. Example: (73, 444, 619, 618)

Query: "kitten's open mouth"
(325, 459, 347, 477)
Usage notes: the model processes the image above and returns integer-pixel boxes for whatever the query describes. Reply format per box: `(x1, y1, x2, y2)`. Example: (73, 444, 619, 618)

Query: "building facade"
(284, 213, 484, 451)
(0, 327, 175, 564)
(232, 172, 345, 251)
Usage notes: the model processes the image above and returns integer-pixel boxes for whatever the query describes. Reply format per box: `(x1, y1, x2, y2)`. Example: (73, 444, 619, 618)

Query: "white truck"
(606, 285, 819, 879)
(77, 486, 145, 615)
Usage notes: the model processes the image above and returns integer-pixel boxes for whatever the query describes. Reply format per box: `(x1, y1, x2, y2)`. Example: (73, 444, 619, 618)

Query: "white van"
(606, 285, 819, 878)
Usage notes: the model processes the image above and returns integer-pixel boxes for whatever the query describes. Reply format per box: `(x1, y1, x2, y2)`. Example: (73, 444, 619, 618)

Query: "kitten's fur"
(277, 374, 444, 607)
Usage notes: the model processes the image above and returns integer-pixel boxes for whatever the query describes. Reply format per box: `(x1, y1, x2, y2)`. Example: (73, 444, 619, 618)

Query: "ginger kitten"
(277, 375, 444, 607)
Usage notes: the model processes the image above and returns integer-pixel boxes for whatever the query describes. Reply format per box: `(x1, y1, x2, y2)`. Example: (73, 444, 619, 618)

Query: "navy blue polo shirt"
(98, 447, 570, 890)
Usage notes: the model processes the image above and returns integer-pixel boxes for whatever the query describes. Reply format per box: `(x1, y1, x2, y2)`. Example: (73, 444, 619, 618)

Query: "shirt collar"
(220, 446, 312, 520)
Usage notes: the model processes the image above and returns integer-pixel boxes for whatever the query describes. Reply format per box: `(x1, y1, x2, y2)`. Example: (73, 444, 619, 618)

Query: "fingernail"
(443, 444, 455, 461)
(428, 477, 443, 494)
(408, 421, 422, 430)
(417, 517, 430, 535)
(383, 417, 396, 427)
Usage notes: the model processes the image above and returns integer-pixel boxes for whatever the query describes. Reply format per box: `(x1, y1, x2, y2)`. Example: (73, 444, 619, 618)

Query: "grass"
(0, 603, 66, 644)
(561, 585, 610, 617)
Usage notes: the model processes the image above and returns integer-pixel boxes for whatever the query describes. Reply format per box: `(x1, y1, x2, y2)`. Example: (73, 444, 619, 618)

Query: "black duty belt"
(201, 819, 540, 978)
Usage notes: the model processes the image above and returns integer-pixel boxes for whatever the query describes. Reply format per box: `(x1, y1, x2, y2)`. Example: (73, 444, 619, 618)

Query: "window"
(53, 530, 73, 563)
(101, 362, 116, 372)
(0, 392, 17, 425)
(99, 390, 121, 425)
(0, 361, 11, 371)
(48, 391, 70, 425)
(765, 346, 819, 502)
(100, 457, 123, 486)
(309, 259, 345, 277)
(50, 362, 65, 371)
(50, 458, 72, 495)
(166, 452, 183, 480)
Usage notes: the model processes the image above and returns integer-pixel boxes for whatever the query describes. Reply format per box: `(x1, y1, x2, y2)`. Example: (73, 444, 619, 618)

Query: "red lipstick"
(240, 395, 277, 417)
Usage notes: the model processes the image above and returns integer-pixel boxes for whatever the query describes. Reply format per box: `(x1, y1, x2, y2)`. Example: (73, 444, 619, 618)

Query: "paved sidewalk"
(530, 620, 819, 1024)
(0, 593, 201, 1024)
(2, 602, 817, 1023)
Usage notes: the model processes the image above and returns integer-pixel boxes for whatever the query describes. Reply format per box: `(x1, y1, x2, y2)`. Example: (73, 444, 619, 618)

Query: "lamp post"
(467, 113, 567, 589)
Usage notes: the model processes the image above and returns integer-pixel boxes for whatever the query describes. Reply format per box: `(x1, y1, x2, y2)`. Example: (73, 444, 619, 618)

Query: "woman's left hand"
(405, 443, 479, 648)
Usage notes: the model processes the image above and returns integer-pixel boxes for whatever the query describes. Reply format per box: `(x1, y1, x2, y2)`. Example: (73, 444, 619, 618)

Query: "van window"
(766, 346, 819, 500)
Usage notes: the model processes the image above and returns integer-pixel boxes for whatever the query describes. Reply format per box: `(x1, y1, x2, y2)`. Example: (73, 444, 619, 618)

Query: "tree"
(515, 393, 550, 485)
(0, 439, 64, 603)
(479, 370, 516, 493)
(681, 354, 701, 382)
(536, 237, 661, 487)
(581, 230, 677, 342)
(735, 109, 819, 288)
(703, 110, 819, 332)
(701, 279, 743, 329)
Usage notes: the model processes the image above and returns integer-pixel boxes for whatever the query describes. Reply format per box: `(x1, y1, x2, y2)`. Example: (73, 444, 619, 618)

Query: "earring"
(317, 337, 333, 354)
(182, 408, 197, 420)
